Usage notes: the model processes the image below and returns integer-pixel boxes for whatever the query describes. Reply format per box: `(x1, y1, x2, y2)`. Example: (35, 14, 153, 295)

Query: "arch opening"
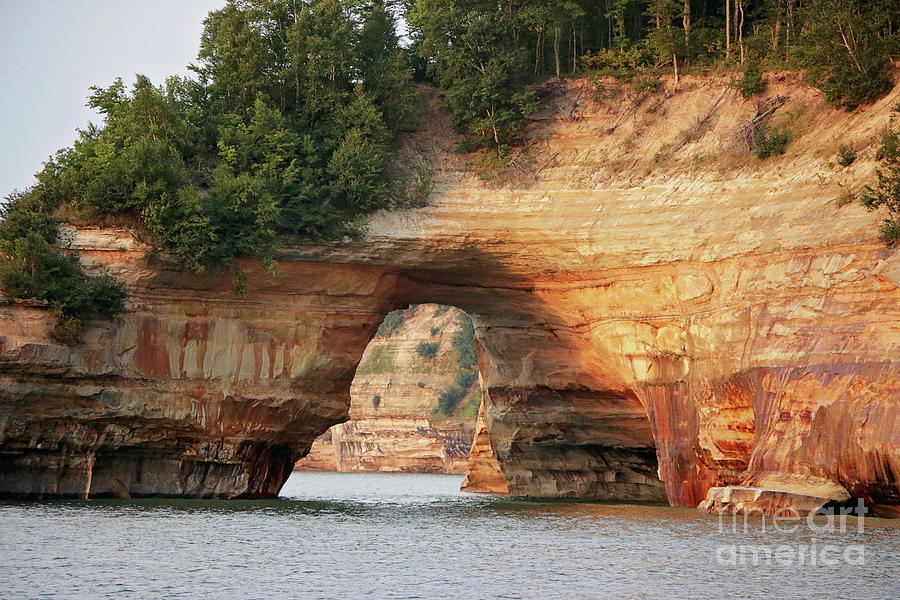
(294, 303, 488, 481)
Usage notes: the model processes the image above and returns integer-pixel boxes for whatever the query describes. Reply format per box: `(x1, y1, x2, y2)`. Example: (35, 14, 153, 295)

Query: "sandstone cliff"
(294, 303, 478, 474)
(0, 74, 898, 515)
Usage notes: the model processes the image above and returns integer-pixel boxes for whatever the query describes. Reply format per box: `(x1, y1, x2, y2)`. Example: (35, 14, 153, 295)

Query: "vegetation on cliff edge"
(410, 0, 898, 148)
(0, 192, 125, 339)
(3, 0, 899, 336)
(2, 0, 415, 335)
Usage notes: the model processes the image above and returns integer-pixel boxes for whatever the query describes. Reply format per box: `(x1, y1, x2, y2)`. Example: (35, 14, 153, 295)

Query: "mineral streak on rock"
(1, 75, 899, 513)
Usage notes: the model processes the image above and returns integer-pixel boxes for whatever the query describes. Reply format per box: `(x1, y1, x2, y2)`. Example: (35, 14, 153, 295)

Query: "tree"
(862, 125, 900, 243)
(26, 0, 414, 274)
(355, 1, 418, 126)
(795, 0, 895, 109)
(646, 0, 684, 70)
(410, 0, 535, 147)
(196, 2, 275, 116)
(0, 191, 125, 340)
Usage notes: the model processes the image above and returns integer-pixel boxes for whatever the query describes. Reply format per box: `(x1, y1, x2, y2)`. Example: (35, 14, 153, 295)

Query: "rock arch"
(1, 76, 898, 514)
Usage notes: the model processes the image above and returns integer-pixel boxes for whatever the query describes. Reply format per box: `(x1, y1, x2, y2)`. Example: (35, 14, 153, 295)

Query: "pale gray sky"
(0, 0, 226, 199)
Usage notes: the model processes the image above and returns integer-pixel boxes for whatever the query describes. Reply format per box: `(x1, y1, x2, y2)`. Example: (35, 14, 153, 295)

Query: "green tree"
(0, 191, 125, 340)
(410, 0, 535, 147)
(795, 0, 895, 109)
(862, 125, 900, 243)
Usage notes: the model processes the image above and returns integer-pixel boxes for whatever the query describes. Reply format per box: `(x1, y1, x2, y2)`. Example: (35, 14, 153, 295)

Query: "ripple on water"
(0, 472, 898, 599)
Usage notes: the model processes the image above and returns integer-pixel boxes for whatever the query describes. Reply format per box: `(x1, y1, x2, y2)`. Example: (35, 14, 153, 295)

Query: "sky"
(0, 0, 226, 199)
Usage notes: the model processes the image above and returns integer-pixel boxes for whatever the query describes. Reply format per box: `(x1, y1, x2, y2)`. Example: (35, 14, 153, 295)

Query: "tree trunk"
(673, 53, 679, 90)
(572, 25, 577, 73)
(773, 17, 781, 54)
(554, 25, 561, 79)
(683, 0, 691, 49)
(725, 0, 730, 57)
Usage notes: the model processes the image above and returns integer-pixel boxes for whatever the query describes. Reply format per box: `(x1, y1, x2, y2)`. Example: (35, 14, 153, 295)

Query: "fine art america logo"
(715, 500, 868, 567)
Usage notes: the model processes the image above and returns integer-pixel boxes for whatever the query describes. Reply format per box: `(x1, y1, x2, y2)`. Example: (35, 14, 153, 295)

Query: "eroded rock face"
(698, 486, 845, 517)
(1, 75, 899, 512)
(0, 254, 389, 498)
(461, 394, 509, 494)
(306, 418, 474, 474)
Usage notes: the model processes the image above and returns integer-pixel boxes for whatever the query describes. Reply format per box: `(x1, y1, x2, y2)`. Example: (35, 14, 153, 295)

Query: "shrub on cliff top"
(0, 191, 126, 340)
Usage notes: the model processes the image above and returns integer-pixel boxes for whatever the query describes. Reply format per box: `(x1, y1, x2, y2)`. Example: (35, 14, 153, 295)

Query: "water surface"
(1, 472, 898, 599)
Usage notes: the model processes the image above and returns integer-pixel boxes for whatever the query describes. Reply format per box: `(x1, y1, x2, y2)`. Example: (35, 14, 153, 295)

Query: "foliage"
(417, 381, 426, 388)
(396, 167, 433, 208)
(632, 77, 662, 95)
(862, 125, 900, 244)
(457, 387, 482, 420)
(372, 394, 382, 408)
(580, 45, 654, 76)
(430, 326, 440, 336)
(794, 0, 896, 110)
(0, 191, 125, 340)
(452, 311, 477, 369)
(403, 0, 898, 152)
(376, 309, 406, 337)
(735, 62, 763, 99)
(753, 125, 788, 159)
(429, 307, 480, 420)
(837, 144, 857, 167)
(436, 370, 479, 415)
(409, 0, 536, 148)
(416, 341, 440, 359)
(29, 0, 416, 273)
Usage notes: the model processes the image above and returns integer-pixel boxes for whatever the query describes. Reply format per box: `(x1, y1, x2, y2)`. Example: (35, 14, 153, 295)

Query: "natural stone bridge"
(1, 76, 898, 515)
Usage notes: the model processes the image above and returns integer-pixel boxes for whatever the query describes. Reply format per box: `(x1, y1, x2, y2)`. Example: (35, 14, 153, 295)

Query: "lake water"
(1, 472, 898, 599)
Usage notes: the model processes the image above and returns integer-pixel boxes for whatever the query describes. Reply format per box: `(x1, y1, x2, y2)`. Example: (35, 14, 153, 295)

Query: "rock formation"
(294, 304, 478, 474)
(460, 391, 509, 494)
(0, 75, 898, 515)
